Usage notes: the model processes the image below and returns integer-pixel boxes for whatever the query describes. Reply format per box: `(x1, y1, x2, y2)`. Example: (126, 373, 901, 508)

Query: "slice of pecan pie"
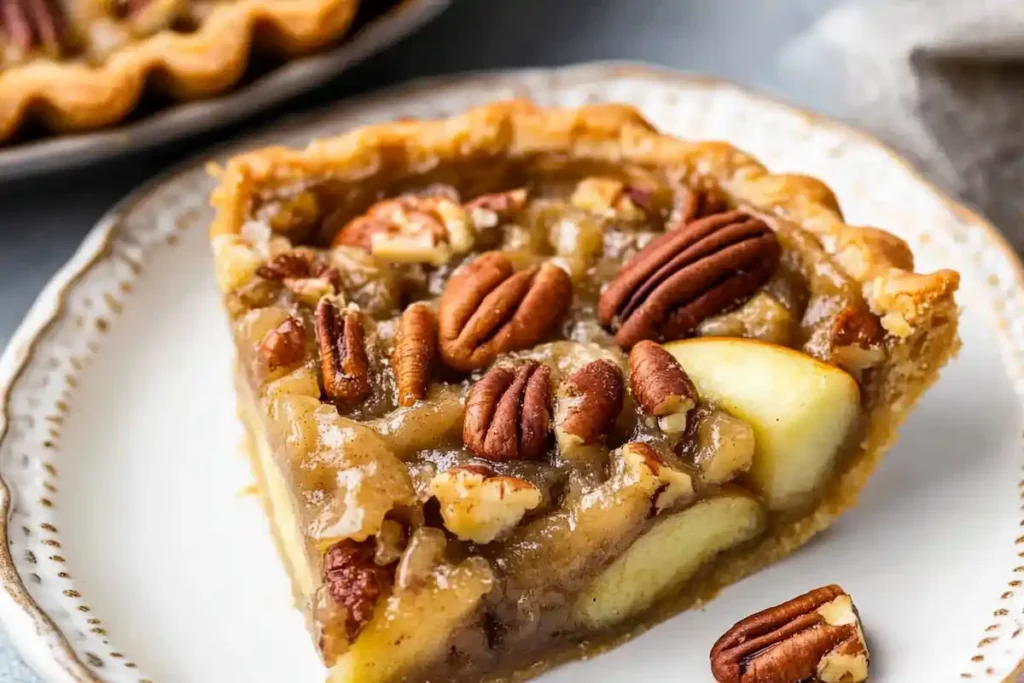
(0, 0, 368, 141)
(209, 101, 959, 682)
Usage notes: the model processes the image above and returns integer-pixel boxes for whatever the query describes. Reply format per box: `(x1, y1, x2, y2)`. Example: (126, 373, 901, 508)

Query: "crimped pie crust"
(0, 0, 358, 141)
(209, 100, 960, 681)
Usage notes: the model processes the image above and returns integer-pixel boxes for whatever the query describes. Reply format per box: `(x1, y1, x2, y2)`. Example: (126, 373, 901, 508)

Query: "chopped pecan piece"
(322, 539, 392, 641)
(391, 303, 437, 407)
(598, 210, 781, 348)
(315, 299, 370, 405)
(678, 183, 729, 223)
(570, 177, 648, 221)
(465, 189, 528, 229)
(710, 585, 870, 683)
(621, 442, 695, 513)
(464, 361, 551, 461)
(257, 251, 341, 305)
(257, 252, 312, 280)
(554, 359, 624, 451)
(429, 465, 543, 543)
(331, 193, 474, 266)
(438, 252, 572, 371)
(1, 0, 65, 56)
(629, 341, 698, 433)
(257, 317, 307, 371)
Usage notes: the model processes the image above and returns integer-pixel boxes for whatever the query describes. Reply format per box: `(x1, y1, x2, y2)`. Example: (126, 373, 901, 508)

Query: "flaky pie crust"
(0, 0, 357, 142)
(209, 100, 960, 679)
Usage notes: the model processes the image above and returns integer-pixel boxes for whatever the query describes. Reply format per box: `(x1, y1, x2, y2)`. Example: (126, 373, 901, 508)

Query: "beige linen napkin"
(784, 0, 1024, 251)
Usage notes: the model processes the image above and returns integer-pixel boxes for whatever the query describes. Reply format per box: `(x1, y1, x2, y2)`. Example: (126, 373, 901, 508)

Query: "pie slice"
(208, 101, 959, 682)
(0, 0, 376, 142)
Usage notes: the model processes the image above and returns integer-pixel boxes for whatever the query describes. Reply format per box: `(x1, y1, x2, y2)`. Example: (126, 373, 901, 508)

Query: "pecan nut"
(554, 359, 624, 451)
(429, 465, 543, 543)
(315, 299, 371, 405)
(620, 442, 695, 514)
(391, 303, 437, 407)
(438, 252, 572, 371)
(2, 0, 65, 55)
(465, 188, 528, 229)
(629, 341, 699, 434)
(570, 177, 648, 222)
(331, 193, 474, 265)
(598, 210, 781, 348)
(322, 538, 392, 641)
(710, 585, 870, 683)
(464, 361, 551, 461)
(258, 317, 307, 371)
(258, 251, 341, 305)
(678, 183, 729, 224)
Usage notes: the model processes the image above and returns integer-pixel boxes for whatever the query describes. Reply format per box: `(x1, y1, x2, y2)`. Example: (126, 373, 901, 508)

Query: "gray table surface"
(0, 0, 837, 680)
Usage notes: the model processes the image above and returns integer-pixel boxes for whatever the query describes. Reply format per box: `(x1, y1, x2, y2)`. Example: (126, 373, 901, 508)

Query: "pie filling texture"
(0, 0, 368, 141)
(208, 102, 960, 682)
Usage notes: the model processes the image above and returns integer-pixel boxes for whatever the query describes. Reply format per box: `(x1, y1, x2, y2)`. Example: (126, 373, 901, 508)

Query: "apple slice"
(572, 488, 766, 629)
(664, 338, 860, 510)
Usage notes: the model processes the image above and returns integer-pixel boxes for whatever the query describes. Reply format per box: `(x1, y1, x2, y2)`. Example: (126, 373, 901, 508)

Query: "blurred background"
(0, 0, 1021, 679)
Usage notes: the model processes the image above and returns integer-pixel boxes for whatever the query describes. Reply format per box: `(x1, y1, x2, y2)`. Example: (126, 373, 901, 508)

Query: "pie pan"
(0, 63, 1019, 682)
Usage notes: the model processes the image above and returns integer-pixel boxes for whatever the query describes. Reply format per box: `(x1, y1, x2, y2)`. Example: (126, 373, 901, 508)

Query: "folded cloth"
(784, 0, 1024, 252)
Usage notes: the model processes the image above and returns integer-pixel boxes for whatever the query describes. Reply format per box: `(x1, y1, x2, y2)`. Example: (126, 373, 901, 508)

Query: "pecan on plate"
(710, 585, 870, 683)
(629, 341, 698, 434)
(438, 252, 572, 372)
(330, 193, 474, 266)
(315, 299, 370, 406)
(257, 316, 307, 371)
(464, 361, 551, 461)
(554, 359, 624, 451)
(391, 303, 437, 407)
(1, 0, 66, 56)
(598, 210, 781, 349)
(322, 538, 392, 641)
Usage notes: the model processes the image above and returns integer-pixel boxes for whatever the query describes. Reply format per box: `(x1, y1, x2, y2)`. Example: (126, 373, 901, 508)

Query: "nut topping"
(391, 303, 437, 407)
(598, 210, 781, 348)
(555, 359, 624, 451)
(465, 189, 528, 229)
(438, 252, 572, 371)
(1, 0, 65, 56)
(315, 299, 370, 406)
(570, 177, 648, 222)
(331, 193, 474, 266)
(710, 585, 870, 683)
(620, 442, 695, 514)
(258, 317, 306, 371)
(322, 538, 392, 641)
(629, 341, 699, 434)
(257, 252, 314, 280)
(464, 361, 551, 461)
(257, 251, 341, 305)
(429, 465, 543, 543)
(678, 184, 729, 224)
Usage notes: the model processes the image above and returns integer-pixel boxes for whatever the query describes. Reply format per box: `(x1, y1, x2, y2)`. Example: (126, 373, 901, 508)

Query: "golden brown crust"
(0, 0, 358, 141)
(209, 100, 959, 339)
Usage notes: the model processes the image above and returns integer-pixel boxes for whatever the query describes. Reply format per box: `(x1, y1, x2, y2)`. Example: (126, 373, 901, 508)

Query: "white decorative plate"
(0, 0, 450, 183)
(0, 63, 1021, 683)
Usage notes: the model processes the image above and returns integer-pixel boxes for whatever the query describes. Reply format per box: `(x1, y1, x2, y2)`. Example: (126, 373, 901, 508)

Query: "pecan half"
(555, 359, 624, 450)
(1, 0, 65, 55)
(331, 193, 473, 265)
(710, 585, 870, 683)
(391, 303, 437, 407)
(629, 341, 698, 434)
(598, 210, 781, 348)
(464, 361, 551, 461)
(258, 317, 307, 371)
(438, 252, 572, 372)
(323, 539, 392, 641)
(315, 299, 370, 405)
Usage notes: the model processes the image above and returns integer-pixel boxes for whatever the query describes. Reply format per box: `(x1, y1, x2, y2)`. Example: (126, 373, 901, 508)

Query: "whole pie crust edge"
(0, 0, 358, 141)
(208, 100, 961, 677)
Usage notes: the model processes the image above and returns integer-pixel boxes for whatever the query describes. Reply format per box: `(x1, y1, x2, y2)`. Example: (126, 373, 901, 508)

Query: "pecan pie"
(209, 101, 959, 682)
(0, 0, 368, 142)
